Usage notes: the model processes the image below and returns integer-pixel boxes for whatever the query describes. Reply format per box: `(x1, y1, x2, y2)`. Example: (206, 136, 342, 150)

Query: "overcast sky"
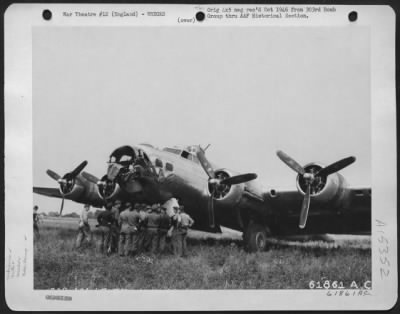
(33, 26, 370, 214)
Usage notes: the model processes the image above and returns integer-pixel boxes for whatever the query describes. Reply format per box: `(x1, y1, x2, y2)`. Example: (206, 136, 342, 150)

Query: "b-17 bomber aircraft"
(33, 144, 371, 251)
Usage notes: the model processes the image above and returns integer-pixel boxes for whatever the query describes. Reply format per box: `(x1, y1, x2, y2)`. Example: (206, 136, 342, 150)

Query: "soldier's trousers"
(76, 225, 91, 248)
(112, 226, 119, 253)
(98, 226, 111, 253)
(158, 231, 168, 253)
(145, 229, 159, 254)
(172, 230, 188, 257)
(119, 230, 139, 256)
(137, 229, 147, 253)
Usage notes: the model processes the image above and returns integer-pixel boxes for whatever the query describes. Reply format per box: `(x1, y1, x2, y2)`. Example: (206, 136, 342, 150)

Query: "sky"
(33, 26, 370, 214)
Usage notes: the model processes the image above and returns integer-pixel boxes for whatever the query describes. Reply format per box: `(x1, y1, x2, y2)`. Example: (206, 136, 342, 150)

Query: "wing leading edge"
(33, 187, 62, 198)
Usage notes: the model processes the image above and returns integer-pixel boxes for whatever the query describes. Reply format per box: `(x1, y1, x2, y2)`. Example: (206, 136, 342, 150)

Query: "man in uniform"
(178, 205, 194, 257)
(110, 200, 122, 252)
(33, 205, 40, 240)
(118, 202, 141, 256)
(145, 204, 161, 254)
(128, 203, 141, 256)
(169, 205, 194, 257)
(118, 202, 128, 256)
(76, 204, 92, 249)
(158, 206, 171, 254)
(137, 203, 148, 253)
(96, 203, 116, 254)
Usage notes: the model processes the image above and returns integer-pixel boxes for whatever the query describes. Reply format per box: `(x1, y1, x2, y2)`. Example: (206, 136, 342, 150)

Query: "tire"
(243, 222, 270, 252)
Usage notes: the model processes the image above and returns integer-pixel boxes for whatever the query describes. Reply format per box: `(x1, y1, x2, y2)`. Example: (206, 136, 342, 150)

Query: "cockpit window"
(163, 147, 199, 163)
(162, 147, 182, 155)
(181, 150, 190, 159)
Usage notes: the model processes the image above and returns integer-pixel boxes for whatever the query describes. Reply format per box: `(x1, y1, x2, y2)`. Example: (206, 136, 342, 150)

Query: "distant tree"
(62, 212, 79, 218)
(48, 211, 59, 217)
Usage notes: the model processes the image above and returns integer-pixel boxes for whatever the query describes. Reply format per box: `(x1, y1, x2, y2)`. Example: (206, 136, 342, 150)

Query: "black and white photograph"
(4, 4, 397, 311)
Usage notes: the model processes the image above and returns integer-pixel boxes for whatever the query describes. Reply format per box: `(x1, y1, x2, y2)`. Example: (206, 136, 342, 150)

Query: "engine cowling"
(296, 163, 349, 204)
(58, 176, 85, 199)
(208, 169, 244, 206)
(97, 175, 121, 200)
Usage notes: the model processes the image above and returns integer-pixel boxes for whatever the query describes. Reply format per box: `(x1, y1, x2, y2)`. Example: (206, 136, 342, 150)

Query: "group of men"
(76, 200, 194, 257)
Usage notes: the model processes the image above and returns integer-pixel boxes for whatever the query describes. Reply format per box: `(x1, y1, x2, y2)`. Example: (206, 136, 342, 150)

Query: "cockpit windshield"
(162, 146, 199, 163)
(162, 147, 182, 155)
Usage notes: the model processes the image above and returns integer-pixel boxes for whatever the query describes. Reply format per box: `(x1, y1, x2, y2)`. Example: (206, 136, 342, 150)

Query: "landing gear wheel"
(243, 222, 270, 252)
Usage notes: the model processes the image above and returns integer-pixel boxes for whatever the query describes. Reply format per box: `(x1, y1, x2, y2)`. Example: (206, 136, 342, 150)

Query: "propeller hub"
(303, 172, 314, 182)
(298, 164, 326, 196)
(209, 178, 220, 185)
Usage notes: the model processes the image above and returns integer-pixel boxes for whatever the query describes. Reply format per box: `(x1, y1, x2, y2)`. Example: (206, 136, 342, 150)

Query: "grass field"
(34, 217, 371, 289)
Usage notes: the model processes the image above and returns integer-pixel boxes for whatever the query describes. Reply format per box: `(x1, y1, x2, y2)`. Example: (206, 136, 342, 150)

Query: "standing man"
(119, 202, 141, 256)
(128, 203, 141, 256)
(145, 204, 161, 254)
(169, 205, 181, 256)
(178, 205, 194, 257)
(158, 207, 171, 254)
(137, 203, 148, 253)
(97, 203, 115, 254)
(118, 202, 129, 256)
(169, 205, 194, 257)
(33, 205, 40, 240)
(76, 204, 92, 249)
(111, 200, 122, 252)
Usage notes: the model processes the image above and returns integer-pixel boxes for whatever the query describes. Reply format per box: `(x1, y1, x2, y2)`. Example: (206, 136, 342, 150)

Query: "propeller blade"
(196, 148, 216, 179)
(299, 184, 311, 229)
(316, 156, 356, 177)
(276, 150, 305, 175)
(70, 160, 88, 178)
(220, 173, 257, 186)
(208, 191, 215, 228)
(59, 197, 65, 216)
(46, 169, 61, 181)
(82, 171, 100, 184)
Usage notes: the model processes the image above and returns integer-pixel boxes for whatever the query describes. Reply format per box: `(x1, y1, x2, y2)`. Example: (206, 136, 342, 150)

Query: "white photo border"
(4, 3, 397, 310)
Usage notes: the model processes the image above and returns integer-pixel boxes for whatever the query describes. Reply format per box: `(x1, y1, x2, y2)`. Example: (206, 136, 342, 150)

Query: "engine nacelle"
(97, 175, 121, 200)
(296, 163, 349, 204)
(59, 177, 85, 199)
(209, 169, 244, 206)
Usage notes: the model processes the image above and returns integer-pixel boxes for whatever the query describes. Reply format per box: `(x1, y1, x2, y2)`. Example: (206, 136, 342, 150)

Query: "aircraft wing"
(263, 186, 371, 235)
(33, 187, 63, 199)
(265, 187, 371, 210)
(33, 185, 105, 208)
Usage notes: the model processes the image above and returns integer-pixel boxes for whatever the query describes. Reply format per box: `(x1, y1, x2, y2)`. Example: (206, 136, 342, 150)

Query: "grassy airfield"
(34, 217, 371, 290)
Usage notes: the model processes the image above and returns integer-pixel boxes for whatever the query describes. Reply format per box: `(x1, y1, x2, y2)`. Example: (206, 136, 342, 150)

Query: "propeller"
(276, 150, 355, 229)
(82, 171, 100, 184)
(46, 169, 61, 181)
(60, 197, 65, 216)
(196, 147, 257, 228)
(46, 160, 88, 216)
